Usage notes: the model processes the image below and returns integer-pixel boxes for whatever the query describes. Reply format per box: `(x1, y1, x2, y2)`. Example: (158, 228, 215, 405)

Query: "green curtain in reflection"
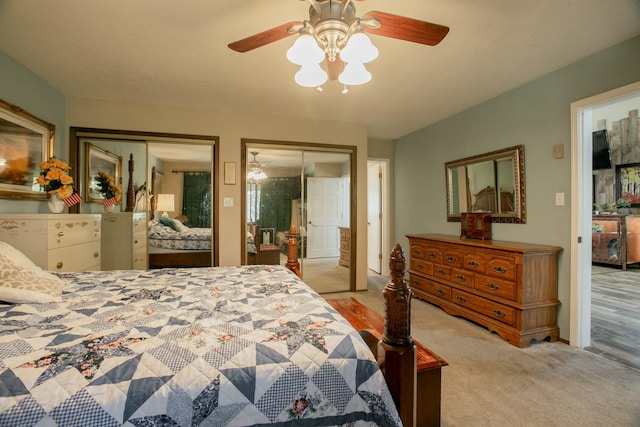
(182, 172, 211, 228)
(259, 176, 301, 232)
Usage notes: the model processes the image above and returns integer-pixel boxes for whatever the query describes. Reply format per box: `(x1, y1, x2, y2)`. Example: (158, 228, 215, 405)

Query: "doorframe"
(368, 159, 391, 276)
(570, 80, 640, 347)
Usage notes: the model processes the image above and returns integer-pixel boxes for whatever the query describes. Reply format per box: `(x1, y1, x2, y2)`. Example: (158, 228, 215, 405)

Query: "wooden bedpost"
(285, 225, 302, 279)
(379, 244, 416, 427)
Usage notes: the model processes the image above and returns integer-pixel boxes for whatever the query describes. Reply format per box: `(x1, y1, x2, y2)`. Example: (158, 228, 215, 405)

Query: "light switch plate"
(555, 192, 565, 206)
(553, 144, 564, 159)
(223, 197, 233, 207)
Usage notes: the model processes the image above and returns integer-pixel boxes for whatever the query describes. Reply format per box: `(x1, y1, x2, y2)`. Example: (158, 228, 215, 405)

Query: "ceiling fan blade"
(228, 21, 302, 53)
(361, 11, 449, 46)
(325, 55, 344, 80)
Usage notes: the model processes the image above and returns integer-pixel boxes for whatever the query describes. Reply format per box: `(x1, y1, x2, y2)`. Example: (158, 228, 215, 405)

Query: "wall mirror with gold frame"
(446, 145, 525, 223)
(85, 142, 122, 203)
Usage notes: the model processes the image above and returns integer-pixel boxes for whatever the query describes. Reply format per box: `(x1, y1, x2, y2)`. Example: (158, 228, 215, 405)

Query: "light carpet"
(324, 272, 640, 427)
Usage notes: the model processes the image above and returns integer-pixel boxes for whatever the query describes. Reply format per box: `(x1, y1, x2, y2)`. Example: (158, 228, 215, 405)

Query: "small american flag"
(64, 190, 82, 207)
(103, 196, 118, 208)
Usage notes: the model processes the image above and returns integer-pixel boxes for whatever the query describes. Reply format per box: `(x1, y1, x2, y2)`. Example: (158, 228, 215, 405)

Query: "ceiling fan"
(228, 0, 449, 88)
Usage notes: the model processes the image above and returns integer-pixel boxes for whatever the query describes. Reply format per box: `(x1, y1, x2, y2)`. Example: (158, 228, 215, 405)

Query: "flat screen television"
(592, 130, 612, 170)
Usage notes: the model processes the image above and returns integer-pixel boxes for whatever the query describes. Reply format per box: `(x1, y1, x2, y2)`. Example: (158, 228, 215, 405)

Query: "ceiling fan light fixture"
(338, 62, 371, 86)
(287, 34, 325, 65)
(295, 63, 328, 87)
(340, 31, 378, 64)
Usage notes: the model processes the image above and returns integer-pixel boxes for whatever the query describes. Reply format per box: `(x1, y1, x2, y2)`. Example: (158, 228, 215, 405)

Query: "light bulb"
(338, 62, 371, 86)
(295, 63, 328, 87)
(287, 34, 325, 65)
(340, 32, 378, 64)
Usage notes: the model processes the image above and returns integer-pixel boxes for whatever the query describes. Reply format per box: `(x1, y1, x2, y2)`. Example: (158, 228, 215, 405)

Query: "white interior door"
(306, 177, 343, 258)
(368, 162, 382, 273)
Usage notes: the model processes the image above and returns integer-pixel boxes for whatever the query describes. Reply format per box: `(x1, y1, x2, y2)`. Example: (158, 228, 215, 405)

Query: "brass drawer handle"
(446, 256, 456, 263)
(455, 274, 467, 282)
(486, 283, 500, 291)
(436, 269, 447, 276)
(437, 289, 446, 296)
(56, 261, 63, 269)
(412, 249, 420, 256)
(455, 295, 467, 303)
(493, 309, 507, 318)
(493, 266, 508, 274)
(57, 231, 64, 238)
(417, 263, 424, 269)
(93, 252, 99, 258)
(429, 253, 437, 259)
(412, 280, 420, 286)
(467, 260, 479, 267)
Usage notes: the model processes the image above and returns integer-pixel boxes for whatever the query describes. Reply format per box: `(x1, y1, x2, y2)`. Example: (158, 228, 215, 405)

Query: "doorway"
(367, 159, 390, 276)
(570, 81, 640, 348)
(241, 139, 356, 293)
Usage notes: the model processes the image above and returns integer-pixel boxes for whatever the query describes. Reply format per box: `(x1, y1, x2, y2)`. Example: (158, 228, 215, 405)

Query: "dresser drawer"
(432, 265, 451, 281)
(410, 258, 433, 276)
(340, 238, 350, 251)
(47, 218, 100, 249)
(409, 274, 451, 301)
(48, 241, 101, 272)
(442, 250, 463, 268)
(451, 267, 474, 288)
(451, 289, 516, 327)
(463, 254, 486, 273)
(475, 275, 517, 301)
(487, 257, 517, 281)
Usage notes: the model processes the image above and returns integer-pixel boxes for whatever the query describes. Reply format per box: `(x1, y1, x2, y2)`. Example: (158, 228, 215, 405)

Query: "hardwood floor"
(587, 264, 640, 371)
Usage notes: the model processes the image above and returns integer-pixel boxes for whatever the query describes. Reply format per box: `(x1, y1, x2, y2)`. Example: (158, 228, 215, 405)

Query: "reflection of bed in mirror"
(472, 186, 515, 212)
(246, 224, 281, 265)
(147, 217, 212, 268)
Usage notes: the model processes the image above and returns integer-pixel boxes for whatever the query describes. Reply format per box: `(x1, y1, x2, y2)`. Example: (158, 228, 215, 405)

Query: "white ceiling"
(0, 1, 639, 140)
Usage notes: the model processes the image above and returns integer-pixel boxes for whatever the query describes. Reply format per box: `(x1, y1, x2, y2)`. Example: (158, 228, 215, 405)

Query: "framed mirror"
(446, 145, 525, 223)
(85, 142, 122, 203)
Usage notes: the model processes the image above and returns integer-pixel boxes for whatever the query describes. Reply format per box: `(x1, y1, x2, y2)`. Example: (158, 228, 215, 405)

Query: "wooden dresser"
(592, 214, 640, 270)
(101, 212, 148, 270)
(338, 226, 350, 267)
(0, 214, 101, 272)
(407, 234, 562, 348)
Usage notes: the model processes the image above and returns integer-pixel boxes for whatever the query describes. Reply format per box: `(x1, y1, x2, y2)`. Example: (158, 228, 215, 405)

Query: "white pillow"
(0, 243, 63, 304)
(0, 240, 38, 270)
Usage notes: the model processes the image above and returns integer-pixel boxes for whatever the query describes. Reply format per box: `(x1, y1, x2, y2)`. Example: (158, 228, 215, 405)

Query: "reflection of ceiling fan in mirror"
(247, 151, 268, 181)
(228, 0, 449, 89)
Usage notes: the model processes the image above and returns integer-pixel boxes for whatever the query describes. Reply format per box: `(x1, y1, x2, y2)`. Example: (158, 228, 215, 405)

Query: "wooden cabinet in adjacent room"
(101, 212, 148, 270)
(338, 226, 350, 267)
(592, 214, 640, 270)
(0, 214, 101, 272)
(407, 234, 562, 348)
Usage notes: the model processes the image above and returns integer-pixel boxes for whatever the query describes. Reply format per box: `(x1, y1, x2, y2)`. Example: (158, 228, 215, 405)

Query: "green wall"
(394, 35, 640, 340)
(0, 51, 67, 213)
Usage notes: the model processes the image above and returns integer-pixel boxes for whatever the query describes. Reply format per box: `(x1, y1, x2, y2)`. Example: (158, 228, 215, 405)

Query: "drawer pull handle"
(412, 280, 420, 286)
(455, 274, 467, 282)
(436, 269, 447, 276)
(134, 240, 138, 244)
(486, 283, 500, 291)
(412, 249, 420, 255)
(417, 263, 425, 269)
(437, 289, 446, 296)
(93, 252, 99, 258)
(446, 256, 456, 263)
(493, 266, 508, 274)
(57, 232, 64, 238)
(493, 309, 507, 318)
(56, 262, 63, 269)
(467, 261, 479, 267)
(429, 253, 437, 259)
(455, 295, 467, 303)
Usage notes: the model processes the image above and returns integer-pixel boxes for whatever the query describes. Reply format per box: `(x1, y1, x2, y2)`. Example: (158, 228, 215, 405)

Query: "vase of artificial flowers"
(95, 171, 122, 212)
(37, 157, 75, 213)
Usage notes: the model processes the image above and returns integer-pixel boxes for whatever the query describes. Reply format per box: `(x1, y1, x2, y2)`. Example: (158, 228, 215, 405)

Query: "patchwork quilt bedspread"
(0, 265, 400, 426)
(148, 224, 211, 250)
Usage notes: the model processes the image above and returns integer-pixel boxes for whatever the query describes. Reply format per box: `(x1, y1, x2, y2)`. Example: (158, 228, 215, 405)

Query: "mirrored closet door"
(242, 141, 354, 293)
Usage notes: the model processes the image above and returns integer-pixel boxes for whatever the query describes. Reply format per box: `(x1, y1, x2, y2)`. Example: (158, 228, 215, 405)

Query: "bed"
(0, 231, 417, 426)
(148, 218, 212, 268)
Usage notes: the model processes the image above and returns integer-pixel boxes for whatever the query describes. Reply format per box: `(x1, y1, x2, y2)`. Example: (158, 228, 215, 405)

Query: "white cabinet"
(0, 214, 101, 272)
(101, 212, 147, 270)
